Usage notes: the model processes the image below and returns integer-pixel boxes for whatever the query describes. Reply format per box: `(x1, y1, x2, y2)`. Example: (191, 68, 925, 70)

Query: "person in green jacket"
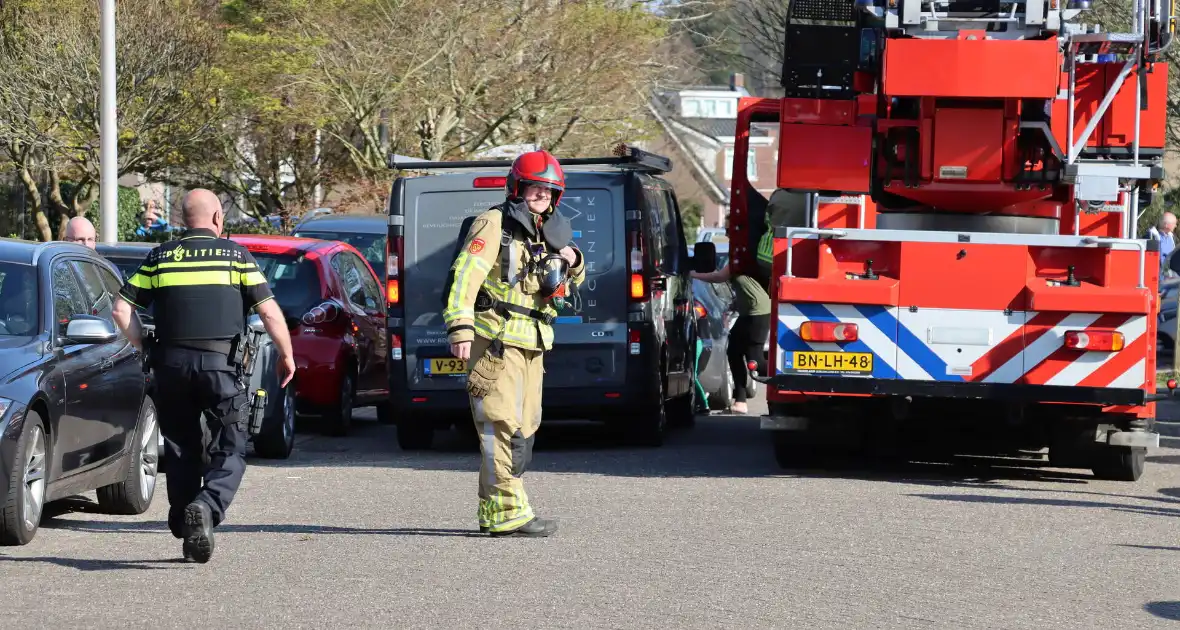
(691, 265, 771, 414)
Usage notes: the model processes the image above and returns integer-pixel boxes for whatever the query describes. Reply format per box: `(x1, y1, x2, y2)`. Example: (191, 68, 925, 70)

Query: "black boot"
(489, 517, 557, 538)
(181, 501, 215, 563)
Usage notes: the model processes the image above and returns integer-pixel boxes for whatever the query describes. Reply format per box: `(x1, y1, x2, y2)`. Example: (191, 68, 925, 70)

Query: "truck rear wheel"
(1091, 445, 1146, 482)
(772, 432, 818, 470)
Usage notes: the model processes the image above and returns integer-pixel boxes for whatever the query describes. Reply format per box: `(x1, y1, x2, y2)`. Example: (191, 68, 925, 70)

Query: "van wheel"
(376, 402, 395, 425)
(668, 382, 696, 428)
(324, 370, 355, 437)
(628, 372, 667, 447)
(397, 421, 434, 450)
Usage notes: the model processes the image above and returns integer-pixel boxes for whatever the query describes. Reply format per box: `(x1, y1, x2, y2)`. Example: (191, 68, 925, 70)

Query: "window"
(70, 260, 116, 323)
(642, 187, 669, 272)
(337, 252, 381, 313)
(51, 261, 89, 338)
(0, 263, 37, 336)
(682, 98, 700, 117)
(292, 230, 387, 280)
(254, 253, 323, 318)
(723, 149, 757, 181)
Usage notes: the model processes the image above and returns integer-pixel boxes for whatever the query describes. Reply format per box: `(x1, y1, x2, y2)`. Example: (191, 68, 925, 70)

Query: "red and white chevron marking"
(971, 311, 1149, 388)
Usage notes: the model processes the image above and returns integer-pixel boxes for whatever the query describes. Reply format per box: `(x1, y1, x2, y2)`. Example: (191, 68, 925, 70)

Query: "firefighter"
(443, 150, 586, 537)
(111, 189, 295, 563)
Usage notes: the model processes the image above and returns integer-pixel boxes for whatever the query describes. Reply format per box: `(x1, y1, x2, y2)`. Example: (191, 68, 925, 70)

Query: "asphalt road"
(3, 399, 1180, 629)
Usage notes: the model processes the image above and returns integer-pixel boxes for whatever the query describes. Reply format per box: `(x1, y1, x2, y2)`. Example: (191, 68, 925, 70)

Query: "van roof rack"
(388, 143, 672, 174)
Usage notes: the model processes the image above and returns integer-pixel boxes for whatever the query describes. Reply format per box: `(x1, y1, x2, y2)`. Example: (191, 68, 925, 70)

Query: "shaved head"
(182, 189, 224, 234)
(64, 216, 97, 249)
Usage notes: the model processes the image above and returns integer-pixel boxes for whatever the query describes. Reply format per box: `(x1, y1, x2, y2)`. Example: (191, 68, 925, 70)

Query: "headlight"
(0, 398, 13, 419)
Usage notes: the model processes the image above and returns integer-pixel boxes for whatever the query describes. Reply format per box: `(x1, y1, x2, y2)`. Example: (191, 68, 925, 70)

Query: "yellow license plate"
(427, 358, 468, 376)
(792, 351, 872, 373)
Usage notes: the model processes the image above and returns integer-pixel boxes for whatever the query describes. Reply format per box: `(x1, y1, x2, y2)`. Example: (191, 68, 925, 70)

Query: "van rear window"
(405, 187, 615, 325)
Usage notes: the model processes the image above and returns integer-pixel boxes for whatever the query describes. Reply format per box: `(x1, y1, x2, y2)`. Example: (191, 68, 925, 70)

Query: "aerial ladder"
(730, 0, 1176, 480)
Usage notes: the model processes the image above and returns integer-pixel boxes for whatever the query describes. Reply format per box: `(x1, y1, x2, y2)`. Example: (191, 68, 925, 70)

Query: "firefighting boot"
(489, 517, 558, 538)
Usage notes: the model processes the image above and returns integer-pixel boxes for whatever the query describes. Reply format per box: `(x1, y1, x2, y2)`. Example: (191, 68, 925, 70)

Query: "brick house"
(642, 73, 780, 233)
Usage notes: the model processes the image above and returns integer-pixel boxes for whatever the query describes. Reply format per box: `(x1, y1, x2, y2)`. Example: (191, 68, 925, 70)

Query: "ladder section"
(1060, 0, 1173, 227)
(781, 0, 862, 100)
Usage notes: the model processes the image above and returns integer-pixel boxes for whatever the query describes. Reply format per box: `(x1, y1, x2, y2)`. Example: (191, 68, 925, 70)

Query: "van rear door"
(393, 174, 503, 396)
(390, 171, 628, 396)
(545, 172, 628, 390)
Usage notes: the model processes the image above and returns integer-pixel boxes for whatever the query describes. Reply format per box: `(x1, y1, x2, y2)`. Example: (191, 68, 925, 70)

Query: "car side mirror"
(692, 242, 717, 274)
(64, 314, 118, 344)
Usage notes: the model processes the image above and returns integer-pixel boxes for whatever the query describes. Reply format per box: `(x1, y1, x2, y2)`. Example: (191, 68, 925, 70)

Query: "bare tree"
(0, 0, 224, 238)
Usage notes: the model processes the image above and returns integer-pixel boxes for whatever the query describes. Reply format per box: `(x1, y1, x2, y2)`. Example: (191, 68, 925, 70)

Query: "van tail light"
(800, 321, 858, 343)
(630, 274, 645, 300)
(302, 300, 341, 326)
(1064, 330, 1124, 351)
(628, 327, 641, 355)
(390, 333, 403, 361)
(628, 229, 647, 302)
(387, 234, 403, 306)
(693, 300, 707, 319)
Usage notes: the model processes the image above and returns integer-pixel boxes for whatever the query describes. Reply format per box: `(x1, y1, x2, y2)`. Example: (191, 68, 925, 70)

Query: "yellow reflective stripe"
(152, 270, 242, 288)
(241, 271, 267, 286)
(127, 274, 153, 289)
(757, 231, 773, 263)
(232, 261, 255, 269)
(443, 253, 490, 323)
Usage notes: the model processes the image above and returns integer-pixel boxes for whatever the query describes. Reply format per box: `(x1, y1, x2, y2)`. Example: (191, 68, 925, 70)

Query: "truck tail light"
(800, 321, 858, 343)
(693, 300, 707, 319)
(1064, 330, 1124, 351)
(629, 328, 641, 355)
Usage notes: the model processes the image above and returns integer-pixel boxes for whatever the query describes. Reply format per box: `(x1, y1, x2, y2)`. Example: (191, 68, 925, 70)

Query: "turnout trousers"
(153, 346, 250, 538)
(468, 334, 543, 533)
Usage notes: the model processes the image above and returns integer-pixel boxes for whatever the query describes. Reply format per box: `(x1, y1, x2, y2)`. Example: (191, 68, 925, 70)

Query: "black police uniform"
(119, 227, 275, 539)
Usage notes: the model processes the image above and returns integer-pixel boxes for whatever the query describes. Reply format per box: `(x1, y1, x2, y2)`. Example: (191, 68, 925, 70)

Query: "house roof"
(647, 87, 774, 205)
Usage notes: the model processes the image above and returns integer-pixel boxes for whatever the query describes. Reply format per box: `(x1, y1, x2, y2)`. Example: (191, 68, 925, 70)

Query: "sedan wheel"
(1, 410, 49, 546)
(138, 405, 159, 503)
(22, 426, 46, 533)
(96, 397, 159, 515)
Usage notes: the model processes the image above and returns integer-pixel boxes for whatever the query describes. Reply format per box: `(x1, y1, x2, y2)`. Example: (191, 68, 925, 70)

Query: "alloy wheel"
(22, 426, 46, 532)
(139, 405, 159, 502)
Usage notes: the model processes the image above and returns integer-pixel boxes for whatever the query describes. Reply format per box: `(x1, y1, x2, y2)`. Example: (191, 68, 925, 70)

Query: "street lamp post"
(99, 0, 117, 244)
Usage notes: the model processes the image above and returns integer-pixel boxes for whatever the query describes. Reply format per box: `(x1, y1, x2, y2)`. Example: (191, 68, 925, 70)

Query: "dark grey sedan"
(0, 239, 159, 545)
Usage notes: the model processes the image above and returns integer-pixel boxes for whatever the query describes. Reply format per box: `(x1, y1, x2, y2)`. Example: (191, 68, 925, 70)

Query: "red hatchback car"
(230, 235, 389, 436)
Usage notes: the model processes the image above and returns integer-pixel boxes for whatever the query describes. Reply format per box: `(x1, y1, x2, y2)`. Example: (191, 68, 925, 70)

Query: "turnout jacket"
(444, 203, 586, 351)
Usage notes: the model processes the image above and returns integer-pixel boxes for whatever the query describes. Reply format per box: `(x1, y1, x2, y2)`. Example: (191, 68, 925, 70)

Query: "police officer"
(111, 189, 295, 563)
(443, 150, 585, 538)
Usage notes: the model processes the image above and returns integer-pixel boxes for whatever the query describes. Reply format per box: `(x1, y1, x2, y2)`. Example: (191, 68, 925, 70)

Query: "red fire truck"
(731, 0, 1175, 481)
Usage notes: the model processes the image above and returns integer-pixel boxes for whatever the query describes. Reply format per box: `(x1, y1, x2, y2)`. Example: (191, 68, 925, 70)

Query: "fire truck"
(730, 0, 1176, 481)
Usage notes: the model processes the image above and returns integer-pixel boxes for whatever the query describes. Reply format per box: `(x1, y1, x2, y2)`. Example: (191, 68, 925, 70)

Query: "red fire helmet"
(507, 150, 565, 207)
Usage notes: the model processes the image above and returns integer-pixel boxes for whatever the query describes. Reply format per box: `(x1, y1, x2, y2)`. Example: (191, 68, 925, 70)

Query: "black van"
(385, 148, 716, 449)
